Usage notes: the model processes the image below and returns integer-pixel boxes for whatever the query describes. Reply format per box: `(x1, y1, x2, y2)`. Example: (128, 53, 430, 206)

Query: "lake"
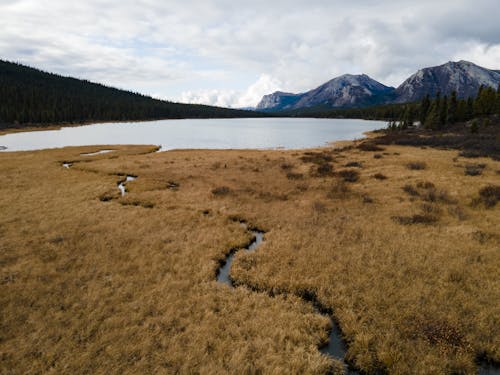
(0, 118, 387, 152)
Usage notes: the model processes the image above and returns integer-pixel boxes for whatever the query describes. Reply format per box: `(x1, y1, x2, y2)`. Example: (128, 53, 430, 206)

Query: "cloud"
(1, 0, 499, 106)
(180, 74, 282, 108)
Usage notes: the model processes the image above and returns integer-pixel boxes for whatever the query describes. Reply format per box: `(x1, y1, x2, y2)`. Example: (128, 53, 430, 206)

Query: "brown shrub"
(336, 169, 360, 183)
(344, 161, 363, 168)
(406, 161, 427, 170)
(212, 186, 231, 196)
(392, 213, 438, 225)
(403, 184, 419, 196)
(464, 164, 485, 176)
(286, 172, 303, 180)
(358, 142, 384, 152)
(316, 163, 334, 176)
(373, 173, 387, 180)
(280, 162, 294, 170)
(373, 154, 383, 159)
(300, 151, 333, 164)
(475, 185, 500, 208)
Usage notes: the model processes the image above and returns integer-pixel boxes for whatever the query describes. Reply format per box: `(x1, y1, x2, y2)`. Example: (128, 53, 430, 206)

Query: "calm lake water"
(0, 118, 386, 152)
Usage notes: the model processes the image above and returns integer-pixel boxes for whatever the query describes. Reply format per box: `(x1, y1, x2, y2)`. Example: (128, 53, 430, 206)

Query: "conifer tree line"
(0, 60, 263, 126)
(298, 85, 500, 128)
(387, 84, 500, 130)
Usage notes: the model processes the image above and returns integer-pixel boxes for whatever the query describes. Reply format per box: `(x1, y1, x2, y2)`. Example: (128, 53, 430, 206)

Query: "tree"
(447, 91, 458, 124)
(439, 95, 448, 127)
(419, 95, 431, 125)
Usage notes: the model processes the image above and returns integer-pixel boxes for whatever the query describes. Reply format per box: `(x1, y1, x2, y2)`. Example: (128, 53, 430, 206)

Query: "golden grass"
(0, 139, 499, 374)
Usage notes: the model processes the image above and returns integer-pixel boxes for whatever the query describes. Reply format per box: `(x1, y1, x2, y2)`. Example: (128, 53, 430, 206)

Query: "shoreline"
(0, 116, 386, 137)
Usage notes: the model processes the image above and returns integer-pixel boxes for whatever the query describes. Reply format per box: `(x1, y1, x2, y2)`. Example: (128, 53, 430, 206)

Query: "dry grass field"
(1, 138, 499, 374)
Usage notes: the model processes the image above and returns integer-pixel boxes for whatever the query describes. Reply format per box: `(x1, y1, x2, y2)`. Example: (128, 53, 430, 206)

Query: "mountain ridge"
(257, 60, 500, 112)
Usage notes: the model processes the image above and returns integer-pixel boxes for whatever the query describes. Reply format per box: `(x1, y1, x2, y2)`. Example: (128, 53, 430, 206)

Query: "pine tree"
(419, 95, 430, 125)
(439, 95, 448, 127)
(447, 91, 458, 124)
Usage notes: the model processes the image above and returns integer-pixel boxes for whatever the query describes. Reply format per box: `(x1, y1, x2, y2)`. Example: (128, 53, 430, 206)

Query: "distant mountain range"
(257, 61, 500, 112)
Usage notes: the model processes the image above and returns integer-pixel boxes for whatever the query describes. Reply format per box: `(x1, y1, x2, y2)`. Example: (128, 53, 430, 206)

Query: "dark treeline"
(0, 60, 264, 127)
(386, 85, 500, 131)
(289, 85, 500, 129)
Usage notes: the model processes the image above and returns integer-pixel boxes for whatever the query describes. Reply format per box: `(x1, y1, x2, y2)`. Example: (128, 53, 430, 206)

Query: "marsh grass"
(1, 141, 499, 375)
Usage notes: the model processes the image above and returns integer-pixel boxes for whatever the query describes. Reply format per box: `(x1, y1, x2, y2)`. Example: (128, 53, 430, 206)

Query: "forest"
(292, 85, 500, 128)
(0, 60, 263, 128)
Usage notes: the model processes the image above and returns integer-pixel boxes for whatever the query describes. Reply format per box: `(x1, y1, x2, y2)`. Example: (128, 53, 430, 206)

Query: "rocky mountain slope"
(257, 61, 500, 112)
(257, 74, 395, 111)
(395, 60, 500, 102)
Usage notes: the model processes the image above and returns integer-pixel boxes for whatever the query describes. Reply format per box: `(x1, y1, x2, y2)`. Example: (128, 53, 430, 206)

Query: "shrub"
(300, 151, 333, 164)
(358, 142, 384, 152)
(286, 172, 303, 180)
(212, 186, 231, 196)
(477, 185, 500, 208)
(344, 161, 363, 168)
(464, 164, 486, 176)
(373, 154, 383, 159)
(362, 194, 374, 204)
(373, 173, 387, 180)
(392, 213, 438, 225)
(316, 163, 334, 176)
(406, 161, 427, 170)
(280, 162, 294, 170)
(337, 169, 360, 182)
(403, 184, 419, 196)
(416, 181, 435, 189)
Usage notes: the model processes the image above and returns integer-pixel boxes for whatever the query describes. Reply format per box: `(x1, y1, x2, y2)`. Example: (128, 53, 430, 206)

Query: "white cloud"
(1, 0, 499, 104)
(180, 74, 282, 108)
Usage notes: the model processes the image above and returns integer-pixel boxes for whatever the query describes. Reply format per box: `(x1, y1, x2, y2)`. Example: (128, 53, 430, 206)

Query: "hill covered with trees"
(0, 60, 264, 129)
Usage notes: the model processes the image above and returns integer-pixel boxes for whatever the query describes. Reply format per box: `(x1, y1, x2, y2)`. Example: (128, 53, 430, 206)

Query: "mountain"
(0, 60, 263, 128)
(257, 74, 395, 111)
(395, 60, 500, 102)
(257, 61, 500, 112)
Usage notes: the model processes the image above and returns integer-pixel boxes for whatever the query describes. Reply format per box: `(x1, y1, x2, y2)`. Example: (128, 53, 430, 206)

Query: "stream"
(118, 176, 136, 196)
(216, 222, 356, 373)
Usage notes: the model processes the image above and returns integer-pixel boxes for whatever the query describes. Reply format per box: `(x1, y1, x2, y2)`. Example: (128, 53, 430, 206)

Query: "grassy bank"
(0, 138, 498, 373)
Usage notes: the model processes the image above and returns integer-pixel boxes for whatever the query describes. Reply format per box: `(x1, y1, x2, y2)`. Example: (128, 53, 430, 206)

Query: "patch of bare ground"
(0, 140, 499, 374)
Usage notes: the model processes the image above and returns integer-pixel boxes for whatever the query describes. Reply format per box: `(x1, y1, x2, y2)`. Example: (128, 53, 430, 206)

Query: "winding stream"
(216, 222, 356, 373)
(80, 149, 114, 156)
(118, 175, 136, 196)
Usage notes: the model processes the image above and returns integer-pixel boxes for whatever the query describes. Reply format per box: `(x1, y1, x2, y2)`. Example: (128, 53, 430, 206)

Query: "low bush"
(344, 161, 363, 168)
(300, 151, 333, 164)
(212, 186, 231, 196)
(358, 142, 384, 152)
(403, 184, 419, 196)
(286, 172, 303, 180)
(474, 185, 500, 208)
(373, 173, 387, 180)
(464, 164, 486, 176)
(392, 213, 438, 225)
(316, 163, 334, 176)
(336, 169, 360, 182)
(406, 161, 427, 170)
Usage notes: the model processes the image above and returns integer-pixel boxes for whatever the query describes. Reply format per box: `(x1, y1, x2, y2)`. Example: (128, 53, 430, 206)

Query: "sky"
(1, 0, 499, 108)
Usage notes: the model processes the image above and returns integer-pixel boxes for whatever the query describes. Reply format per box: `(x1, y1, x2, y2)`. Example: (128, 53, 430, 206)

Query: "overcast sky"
(1, 0, 499, 107)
